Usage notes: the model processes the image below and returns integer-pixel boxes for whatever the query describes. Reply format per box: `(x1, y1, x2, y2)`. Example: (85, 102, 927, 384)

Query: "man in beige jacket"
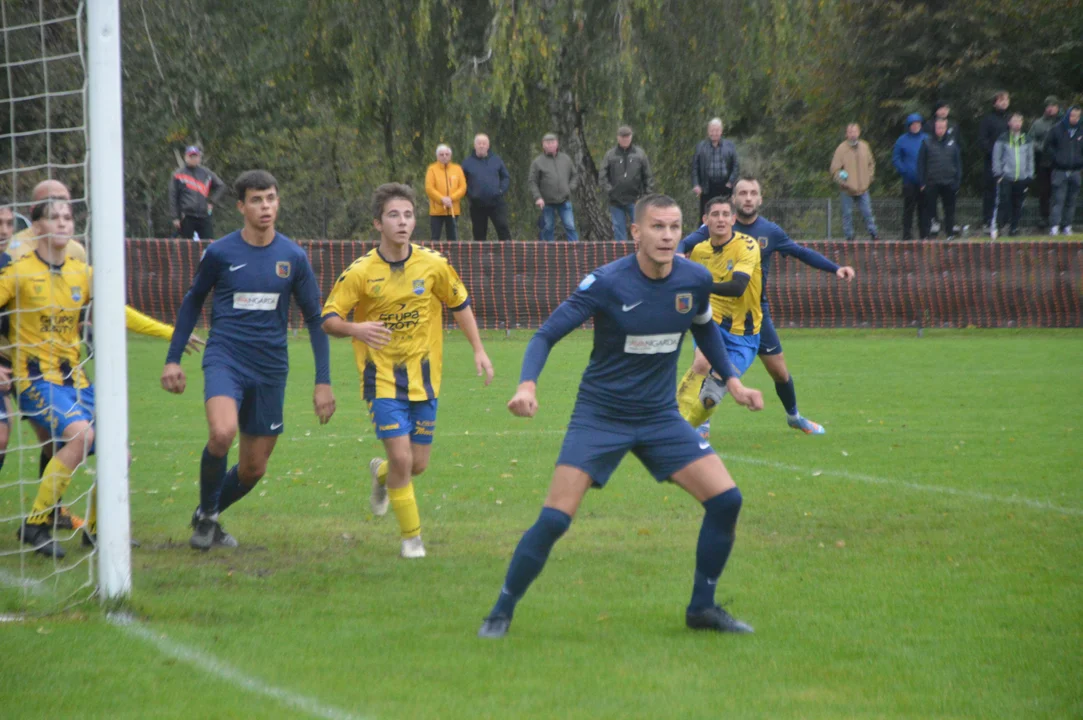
(830, 123, 880, 240)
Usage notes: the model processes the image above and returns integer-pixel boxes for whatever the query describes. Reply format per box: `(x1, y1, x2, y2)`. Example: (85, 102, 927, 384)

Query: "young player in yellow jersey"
(676, 197, 763, 437)
(322, 183, 494, 558)
(3, 198, 200, 558)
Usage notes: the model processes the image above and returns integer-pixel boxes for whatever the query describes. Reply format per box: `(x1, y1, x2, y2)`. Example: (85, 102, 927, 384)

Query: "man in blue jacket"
(461, 133, 512, 241)
(892, 113, 926, 240)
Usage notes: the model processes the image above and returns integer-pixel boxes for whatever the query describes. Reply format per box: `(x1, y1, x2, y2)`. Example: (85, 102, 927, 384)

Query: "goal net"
(1, 0, 130, 615)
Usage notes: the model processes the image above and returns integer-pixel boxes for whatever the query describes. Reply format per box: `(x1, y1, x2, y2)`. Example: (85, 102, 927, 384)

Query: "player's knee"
(537, 506, 572, 539)
(763, 356, 789, 383)
(705, 486, 743, 527)
(207, 424, 237, 455)
(238, 457, 267, 486)
(386, 444, 412, 472)
(411, 456, 429, 476)
(691, 353, 711, 375)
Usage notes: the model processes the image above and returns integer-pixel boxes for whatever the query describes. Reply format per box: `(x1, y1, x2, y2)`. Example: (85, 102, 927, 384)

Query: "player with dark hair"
(162, 169, 337, 551)
(8, 198, 188, 557)
(678, 177, 855, 435)
(323, 182, 493, 559)
(478, 193, 763, 639)
(676, 196, 762, 437)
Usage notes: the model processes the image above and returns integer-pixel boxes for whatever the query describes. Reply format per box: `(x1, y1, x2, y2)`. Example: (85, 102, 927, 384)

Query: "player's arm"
(710, 272, 750, 298)
(161, 248, 218, 394)
(677, 225, 709, 258)
(688, 308, 763, 411)
(321, 264, 391, 348)
(509, 278, 599, 418)
(775, 231, 855, 281)
(432, 260, 492, 385)
(124, 306, 204, 352)
(292, 253, 336, 424)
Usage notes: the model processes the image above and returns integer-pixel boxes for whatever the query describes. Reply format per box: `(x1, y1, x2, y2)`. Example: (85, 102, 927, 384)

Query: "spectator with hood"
(892, 113, 926, 240)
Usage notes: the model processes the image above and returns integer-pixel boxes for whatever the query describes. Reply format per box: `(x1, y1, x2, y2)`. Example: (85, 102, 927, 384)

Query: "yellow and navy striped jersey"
(686, 230, 763, 335)
(322, 244, 470, 401)
(0, 236, 87, 361)
(0, 251, 174, 391)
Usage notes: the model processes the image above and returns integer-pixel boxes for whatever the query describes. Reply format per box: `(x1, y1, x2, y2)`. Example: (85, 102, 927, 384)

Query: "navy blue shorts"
(757, 310, 783, 356)
(204, 364, 286, 436)
(556, 406, 714, 488)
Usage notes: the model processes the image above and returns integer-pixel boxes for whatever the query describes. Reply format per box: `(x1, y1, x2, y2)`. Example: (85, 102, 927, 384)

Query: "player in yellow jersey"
(0, 196, 14, 474)
(322, 183, 494, 558)
(4, 198, 199, 558)
(676, 196, 763, 438)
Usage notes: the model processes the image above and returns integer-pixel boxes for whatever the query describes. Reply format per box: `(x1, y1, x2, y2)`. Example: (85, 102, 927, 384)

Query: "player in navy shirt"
(478, 195, 764, 639)
(161, 170, 336, 550)
(678, 177, 855, 434)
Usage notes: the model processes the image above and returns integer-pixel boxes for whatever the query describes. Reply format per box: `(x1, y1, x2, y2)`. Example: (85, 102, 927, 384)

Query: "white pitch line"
(719, 453, 1083, 517)
(108, 613, 369, 720)
(0, 567, 45, 594)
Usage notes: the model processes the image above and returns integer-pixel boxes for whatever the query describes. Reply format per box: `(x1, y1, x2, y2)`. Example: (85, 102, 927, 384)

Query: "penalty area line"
(719, 453, 1083, 518)
(107, 613, 370, 720)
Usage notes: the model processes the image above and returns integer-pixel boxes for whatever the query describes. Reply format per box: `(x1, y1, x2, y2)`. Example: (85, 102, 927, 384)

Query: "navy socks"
(490, 507, 572, 619)
(775, 376, 799, 417)
(199, 446, 227, 516)
(688, 487, 743, 612)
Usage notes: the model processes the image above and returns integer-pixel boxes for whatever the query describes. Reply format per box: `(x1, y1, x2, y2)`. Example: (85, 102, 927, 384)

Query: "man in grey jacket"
(599, 126, 654, 241)
(529, 133, 579, 241)
(169, 145, 226, 240)
(691, 118, 739, 218)
(992, 113, 1035, 238)
(1029, 96, 1060, 229)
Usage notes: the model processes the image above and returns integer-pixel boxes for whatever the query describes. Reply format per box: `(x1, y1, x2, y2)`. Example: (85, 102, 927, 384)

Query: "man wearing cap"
(598, 126, 654, 241)
(529, 133, 579, 242)
(1030, 97, 1062, 229)
(170, 146, 226, 240)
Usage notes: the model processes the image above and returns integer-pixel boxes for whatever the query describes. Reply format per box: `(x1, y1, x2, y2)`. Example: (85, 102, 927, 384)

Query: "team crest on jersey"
(412, 278, 425, 295)
(675, 293, 693, 314)
(726, 259, 734, 272)
(71, 286, 82, 302)
(758, 236, 769, 249)
(276, 261, 291, 278)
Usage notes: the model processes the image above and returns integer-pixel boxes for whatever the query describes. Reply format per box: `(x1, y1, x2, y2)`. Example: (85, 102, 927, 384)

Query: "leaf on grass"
(500, 473, 513, 479)
(811, 471, 822, 477)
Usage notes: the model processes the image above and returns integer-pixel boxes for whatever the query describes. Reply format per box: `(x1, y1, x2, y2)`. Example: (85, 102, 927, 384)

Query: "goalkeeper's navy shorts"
(18, 380, 95, 447)
(555, 404, 713, 488)
(203, 364, 285, 436)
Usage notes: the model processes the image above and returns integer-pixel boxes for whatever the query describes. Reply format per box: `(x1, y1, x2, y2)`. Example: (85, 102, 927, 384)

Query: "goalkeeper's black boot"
(17, 521, 65, 559)
(686, 605, 754, 634)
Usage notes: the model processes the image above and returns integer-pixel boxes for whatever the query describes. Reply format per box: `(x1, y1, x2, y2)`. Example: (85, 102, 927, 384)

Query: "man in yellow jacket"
(425, 144, 467, 240)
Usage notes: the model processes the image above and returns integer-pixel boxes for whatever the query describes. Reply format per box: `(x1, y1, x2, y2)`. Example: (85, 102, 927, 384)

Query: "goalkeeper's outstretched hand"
(507, 382, 538, 418)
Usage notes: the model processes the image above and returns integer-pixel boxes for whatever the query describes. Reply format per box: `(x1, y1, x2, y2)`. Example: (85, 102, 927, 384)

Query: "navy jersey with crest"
(678, 217, 839, 306)
(520, 254, 717, 419)
(165, 230, 328, 385)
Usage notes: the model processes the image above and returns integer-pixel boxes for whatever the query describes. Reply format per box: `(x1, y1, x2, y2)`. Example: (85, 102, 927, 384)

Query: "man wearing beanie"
(1029, 96, 1062, 229)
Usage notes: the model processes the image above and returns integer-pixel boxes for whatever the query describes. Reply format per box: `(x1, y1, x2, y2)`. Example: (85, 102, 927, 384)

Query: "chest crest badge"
(276, 261, 291, 278)
(412, 278, 425, 296)
(71, 286, 82, 302)
(726, 259, 734, 272)
(758, 236, 769, 250)
(675, 293, 692, 314)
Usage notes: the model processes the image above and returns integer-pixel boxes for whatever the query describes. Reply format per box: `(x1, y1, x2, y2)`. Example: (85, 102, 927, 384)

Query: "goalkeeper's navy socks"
(217, 465, 254, 513)
(489, 507, 571, 619)
(199, 446, 227, 516)
(775, 377, 799, 417)
(688, 487, 742, 613)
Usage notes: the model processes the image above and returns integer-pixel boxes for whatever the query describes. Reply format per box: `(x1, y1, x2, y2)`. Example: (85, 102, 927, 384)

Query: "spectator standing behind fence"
(918, 116, 962, 240)
(829, 123, 880, 241)
(892, 113, 926, 240)
(991, 113, 1034, 238)
(923, 101, 958, 235)
(691, 118, 739, 218)
(1029, 96, 1061, 229)
(599, 126, 654, 241)
(461, 133, 511, 241)
(979, 92, 1011, 233)
(424, 144, 466, 240)
(1045, 105, 1083, 236)
(169, 145, 226, 240)
(529, 133, 579, 242)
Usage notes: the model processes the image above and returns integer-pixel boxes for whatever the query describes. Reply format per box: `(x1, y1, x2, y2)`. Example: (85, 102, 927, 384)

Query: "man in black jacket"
(691, 118, 739, 218)
(169, 146, 226, 240)
(1046, 106, 1083, 236)
(460, 133, 512, 241)
(599, 126, 654, 241)
(918, 117, 962, 240)
(979, 92, 1010, 232)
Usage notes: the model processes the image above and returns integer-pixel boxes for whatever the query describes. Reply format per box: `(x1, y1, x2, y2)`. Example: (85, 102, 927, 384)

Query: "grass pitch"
(1, 329, 1081, 719)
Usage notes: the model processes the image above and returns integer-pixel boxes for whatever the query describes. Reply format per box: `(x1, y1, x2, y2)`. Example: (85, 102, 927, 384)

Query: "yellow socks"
(388, 483, 421, 539)
(27, 456, 75, 525)
(376, 460, 389, 485)
(677, 367, 713, 428)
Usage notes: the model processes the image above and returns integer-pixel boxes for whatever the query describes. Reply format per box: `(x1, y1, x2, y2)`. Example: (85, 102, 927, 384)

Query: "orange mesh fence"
(126, 240, 1083, 330)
